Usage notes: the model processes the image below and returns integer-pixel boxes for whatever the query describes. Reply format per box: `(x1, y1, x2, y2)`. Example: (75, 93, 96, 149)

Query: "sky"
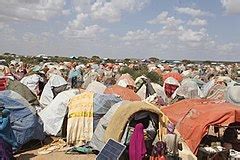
(0, 0, 240, 61)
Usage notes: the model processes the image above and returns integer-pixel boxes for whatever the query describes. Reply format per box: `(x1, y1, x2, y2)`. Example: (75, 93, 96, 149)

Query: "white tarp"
(38, 89, 79, 135)
(20, 74, 42, 95)
(86, 81, 106, 94)
(39, 75, 67, 108)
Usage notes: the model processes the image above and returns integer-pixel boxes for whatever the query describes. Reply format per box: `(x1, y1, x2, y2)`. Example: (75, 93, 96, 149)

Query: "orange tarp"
(104, 85, 141, 101)
(163, 72, 183, 82)
(116, 73, 135, 87)
(161, 99, 240, 154)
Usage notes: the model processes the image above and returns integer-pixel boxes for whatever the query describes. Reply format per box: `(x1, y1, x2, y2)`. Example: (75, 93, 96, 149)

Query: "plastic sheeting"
(38, 89, 79, 135)
(0, 90, 45, 150)
(137, 83, 166, 101)
(93, 94, 122, 130)
(90, 101, 126, 151)
(86, 81, 106, 94)
(40, 75, 67, 108)
(175, 79, 204, 99)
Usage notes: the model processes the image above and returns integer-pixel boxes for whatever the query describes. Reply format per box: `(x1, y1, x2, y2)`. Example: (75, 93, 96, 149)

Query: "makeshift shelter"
(116, 73, 135, 88)
(102, 101, 175, 158)
(163, 72, 183, 82)
(40, 75, 67, 108)
(104, 101, 165, 143)
(206, 83, 226, 100)
(20, 74, 42, 96)
(225, 84, 240, 106)
(86, 81, 106, 94)
(104, 85, 141, 101)
(0, 90, 45, 150)
(175, 78, 204, 99)
(90, 101, 127, 151)
(161, 99, 240, 154)
(137, 83, 166, 99)
(38, 89, 80, 136)
(66, 92, 121, 145)
(7, 79, 39, 106)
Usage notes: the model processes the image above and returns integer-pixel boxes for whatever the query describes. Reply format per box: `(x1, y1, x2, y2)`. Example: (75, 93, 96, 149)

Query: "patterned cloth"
(67, 92, 94, 146)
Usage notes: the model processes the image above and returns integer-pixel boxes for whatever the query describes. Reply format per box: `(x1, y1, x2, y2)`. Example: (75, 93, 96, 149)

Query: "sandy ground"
(14, 137, 96, 160)
(15, 150, 96, 160)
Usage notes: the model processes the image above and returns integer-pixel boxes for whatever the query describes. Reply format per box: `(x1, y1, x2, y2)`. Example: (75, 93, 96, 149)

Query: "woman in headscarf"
(129, 123, 147, 160)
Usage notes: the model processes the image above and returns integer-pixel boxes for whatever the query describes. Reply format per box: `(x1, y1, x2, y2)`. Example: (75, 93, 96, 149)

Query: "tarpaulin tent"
(161, 99, 240, 154)
(38, 89, 80, 135)
(163, 72, 183, 82)
(104, 101, 165, 143)
(66, 92, 121, 145)
(40, 75, 67, 108)
(7, 79, 39, 106)
(116, 73, 135, 88)
(86, 81, 106, 94)
(0, 90, 45, 150)
(90, 101, 126, 151)
(104, 85, 141, 101)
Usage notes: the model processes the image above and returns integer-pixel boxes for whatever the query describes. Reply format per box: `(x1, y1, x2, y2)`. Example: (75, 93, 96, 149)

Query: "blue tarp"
(93, 94, 122, 130)
(0, 90, 45, 150)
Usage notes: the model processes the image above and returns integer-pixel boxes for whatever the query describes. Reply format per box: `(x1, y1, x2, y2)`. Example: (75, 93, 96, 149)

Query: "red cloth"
(0, 78, 8, 91)
(129, 123, 146, 160)
(162, 99, 240, 154)
(164, 83, 179, 98)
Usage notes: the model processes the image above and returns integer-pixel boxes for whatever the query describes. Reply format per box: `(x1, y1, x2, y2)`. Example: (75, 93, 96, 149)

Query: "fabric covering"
(7, 79, 39, 106)
(0, 139, 13, 159)
(116, 73, 135, 87)
(92, 93, 122, 130)
(0, 90, 45, 150)
(129, 123, 147, 160)
(163, 77, 180, 98)
(67, 92, 94, 146)
(225, 85, 240, 106)
(206, 84, 226, 100)
(137, 83, 166, 101)
(86, 81, 106, 94)
(104, 101, 168, 142)
(38, 89, 79, 135)
(175, 79, 203, 99)
(104, 85, 141, 101)
(40, 75, 67, 108)
(163, 72, 183, 82)
(161, 99, 240, 154)
(20, 74, 42, 96)
(90, 101, 126, 151)
(0, 107, 17, 149)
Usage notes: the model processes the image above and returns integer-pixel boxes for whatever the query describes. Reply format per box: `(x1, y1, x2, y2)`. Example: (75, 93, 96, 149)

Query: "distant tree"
(124, 58, 131, 64)
(149, 57, 159, 63)
(146, 71, 163, 85)
(182, 59, 191, 64)
(105, 59, 115, 63)
(203, 61, 211, 65)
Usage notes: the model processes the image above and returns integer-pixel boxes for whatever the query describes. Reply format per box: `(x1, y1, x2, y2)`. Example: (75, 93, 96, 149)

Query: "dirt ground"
(15, 150, 96, 160)
(14, 137, 96, 160)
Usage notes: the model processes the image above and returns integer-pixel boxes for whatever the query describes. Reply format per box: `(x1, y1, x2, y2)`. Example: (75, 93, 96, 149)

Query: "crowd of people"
(0, 58, 240, 159)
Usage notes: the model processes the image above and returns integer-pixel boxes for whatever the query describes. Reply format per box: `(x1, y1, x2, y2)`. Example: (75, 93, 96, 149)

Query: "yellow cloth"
(104, 101, 169, 142)
(67, 91, 94, 146)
